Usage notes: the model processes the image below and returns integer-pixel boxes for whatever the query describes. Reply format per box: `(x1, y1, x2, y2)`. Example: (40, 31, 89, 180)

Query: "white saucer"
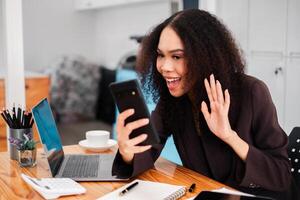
(78, 139, 117, 152)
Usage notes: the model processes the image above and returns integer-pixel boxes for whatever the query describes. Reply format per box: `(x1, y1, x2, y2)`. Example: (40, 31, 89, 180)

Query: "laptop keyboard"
(62, 155, 99, 178)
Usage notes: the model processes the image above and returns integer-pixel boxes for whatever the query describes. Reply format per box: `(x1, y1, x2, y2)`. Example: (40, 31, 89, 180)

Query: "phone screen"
(109, 79, 160, 145)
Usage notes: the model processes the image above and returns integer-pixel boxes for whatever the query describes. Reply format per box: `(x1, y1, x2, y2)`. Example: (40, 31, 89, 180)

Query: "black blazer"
(112, 75, 298, 200)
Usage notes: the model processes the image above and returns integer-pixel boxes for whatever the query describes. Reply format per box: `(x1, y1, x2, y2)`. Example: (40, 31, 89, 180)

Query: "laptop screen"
(32, 98, 64, 176)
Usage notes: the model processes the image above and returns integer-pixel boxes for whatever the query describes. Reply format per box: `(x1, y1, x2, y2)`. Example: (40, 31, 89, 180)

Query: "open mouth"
(165, 77, 181, 90)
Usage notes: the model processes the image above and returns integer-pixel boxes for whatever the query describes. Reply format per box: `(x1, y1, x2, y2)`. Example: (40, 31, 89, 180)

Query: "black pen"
(119, 181, 139, 196)
(17, 106, 22, 128)
(188, 183, 196, 192)
(5, 110, 14, 128)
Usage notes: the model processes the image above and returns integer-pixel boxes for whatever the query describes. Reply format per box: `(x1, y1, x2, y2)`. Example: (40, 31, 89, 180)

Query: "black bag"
(95, 67, 116, 124)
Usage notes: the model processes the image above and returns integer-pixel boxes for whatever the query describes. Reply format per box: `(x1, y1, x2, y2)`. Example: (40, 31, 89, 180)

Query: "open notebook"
(97, 179, 187, 200)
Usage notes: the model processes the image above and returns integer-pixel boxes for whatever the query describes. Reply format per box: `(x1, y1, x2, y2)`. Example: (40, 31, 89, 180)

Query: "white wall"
(2, 0, 26, 109)
(22, 0, 174, 71)
(94, 1, 171, 69)
(22, 0, 97, 71)
(0, 0, 5, 69)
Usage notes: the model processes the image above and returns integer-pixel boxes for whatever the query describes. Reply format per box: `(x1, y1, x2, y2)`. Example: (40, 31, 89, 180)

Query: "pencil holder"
(8, 128, 33, 160)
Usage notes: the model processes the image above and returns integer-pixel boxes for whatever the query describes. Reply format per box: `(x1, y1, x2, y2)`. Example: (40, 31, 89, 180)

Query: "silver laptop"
(32, 98, 127, 181)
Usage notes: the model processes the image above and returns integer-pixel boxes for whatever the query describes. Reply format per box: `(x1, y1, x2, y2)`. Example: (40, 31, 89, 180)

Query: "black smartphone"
(194, 191, 274, 200)
(109, 79, 160, 145)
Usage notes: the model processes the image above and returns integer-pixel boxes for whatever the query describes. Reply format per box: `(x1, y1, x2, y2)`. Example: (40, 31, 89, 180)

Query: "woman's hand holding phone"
(116, 109, 152, 164)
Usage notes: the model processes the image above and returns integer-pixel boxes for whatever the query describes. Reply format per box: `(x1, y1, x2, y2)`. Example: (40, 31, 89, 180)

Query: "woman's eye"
(173, 55, 181, 60)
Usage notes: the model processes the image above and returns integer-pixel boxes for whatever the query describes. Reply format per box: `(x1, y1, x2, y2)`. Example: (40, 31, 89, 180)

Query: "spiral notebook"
(97, 179, 187, 200)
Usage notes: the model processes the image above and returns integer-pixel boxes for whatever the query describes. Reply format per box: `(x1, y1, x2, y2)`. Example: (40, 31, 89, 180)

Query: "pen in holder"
(1, 105, 35, 161)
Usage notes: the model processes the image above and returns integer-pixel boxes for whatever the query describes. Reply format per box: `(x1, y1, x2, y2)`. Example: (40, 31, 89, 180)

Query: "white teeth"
(166, 77, 180, 83)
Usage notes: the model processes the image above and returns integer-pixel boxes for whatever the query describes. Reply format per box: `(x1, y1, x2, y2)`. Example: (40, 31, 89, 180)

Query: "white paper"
(97, 179, 185, 200)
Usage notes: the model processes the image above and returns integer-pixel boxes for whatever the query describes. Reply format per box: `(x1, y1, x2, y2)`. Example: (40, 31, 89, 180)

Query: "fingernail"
(130, 109, 135, 113)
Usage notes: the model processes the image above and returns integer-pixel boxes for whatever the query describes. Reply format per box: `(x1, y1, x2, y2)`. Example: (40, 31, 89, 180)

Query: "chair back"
(288, 127, 300, 186)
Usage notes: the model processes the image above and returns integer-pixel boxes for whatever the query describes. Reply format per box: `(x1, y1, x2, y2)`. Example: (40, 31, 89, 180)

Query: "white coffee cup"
(86, 130, 110, 146)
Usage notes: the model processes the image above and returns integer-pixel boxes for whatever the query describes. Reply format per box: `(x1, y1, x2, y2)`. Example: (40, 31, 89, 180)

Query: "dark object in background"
(96, 34, 143, 123)
(118, 53, 137, 70)
(117, 35, 144, 70)
(95, 67, 116, 124)
(183, 0, 198, 10)
(129, 35, 144, 43)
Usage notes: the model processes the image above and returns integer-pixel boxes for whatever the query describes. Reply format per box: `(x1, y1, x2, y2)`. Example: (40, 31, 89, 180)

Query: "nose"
(159, 58, 173, 72)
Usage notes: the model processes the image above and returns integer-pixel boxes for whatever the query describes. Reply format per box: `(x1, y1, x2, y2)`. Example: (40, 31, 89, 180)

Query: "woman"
(112, 9, 297, 199)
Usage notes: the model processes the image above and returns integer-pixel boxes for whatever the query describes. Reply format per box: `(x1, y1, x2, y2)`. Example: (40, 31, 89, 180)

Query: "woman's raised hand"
(116, 109, 152, 164)
(201, 74, 235, 142)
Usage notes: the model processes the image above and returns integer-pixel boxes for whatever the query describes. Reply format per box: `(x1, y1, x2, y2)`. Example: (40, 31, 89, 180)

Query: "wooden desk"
(0, 145, 228, 199)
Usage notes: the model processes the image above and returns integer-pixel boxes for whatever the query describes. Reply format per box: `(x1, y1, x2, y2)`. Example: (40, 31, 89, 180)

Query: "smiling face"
(156, 26, 191, 97)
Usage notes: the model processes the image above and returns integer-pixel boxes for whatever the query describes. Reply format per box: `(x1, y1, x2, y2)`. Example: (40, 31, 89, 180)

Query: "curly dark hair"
(136, 9, 245, 133)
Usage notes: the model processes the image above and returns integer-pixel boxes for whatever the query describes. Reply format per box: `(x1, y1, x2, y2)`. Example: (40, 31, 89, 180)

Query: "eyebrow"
(157, 48, 184, 54)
